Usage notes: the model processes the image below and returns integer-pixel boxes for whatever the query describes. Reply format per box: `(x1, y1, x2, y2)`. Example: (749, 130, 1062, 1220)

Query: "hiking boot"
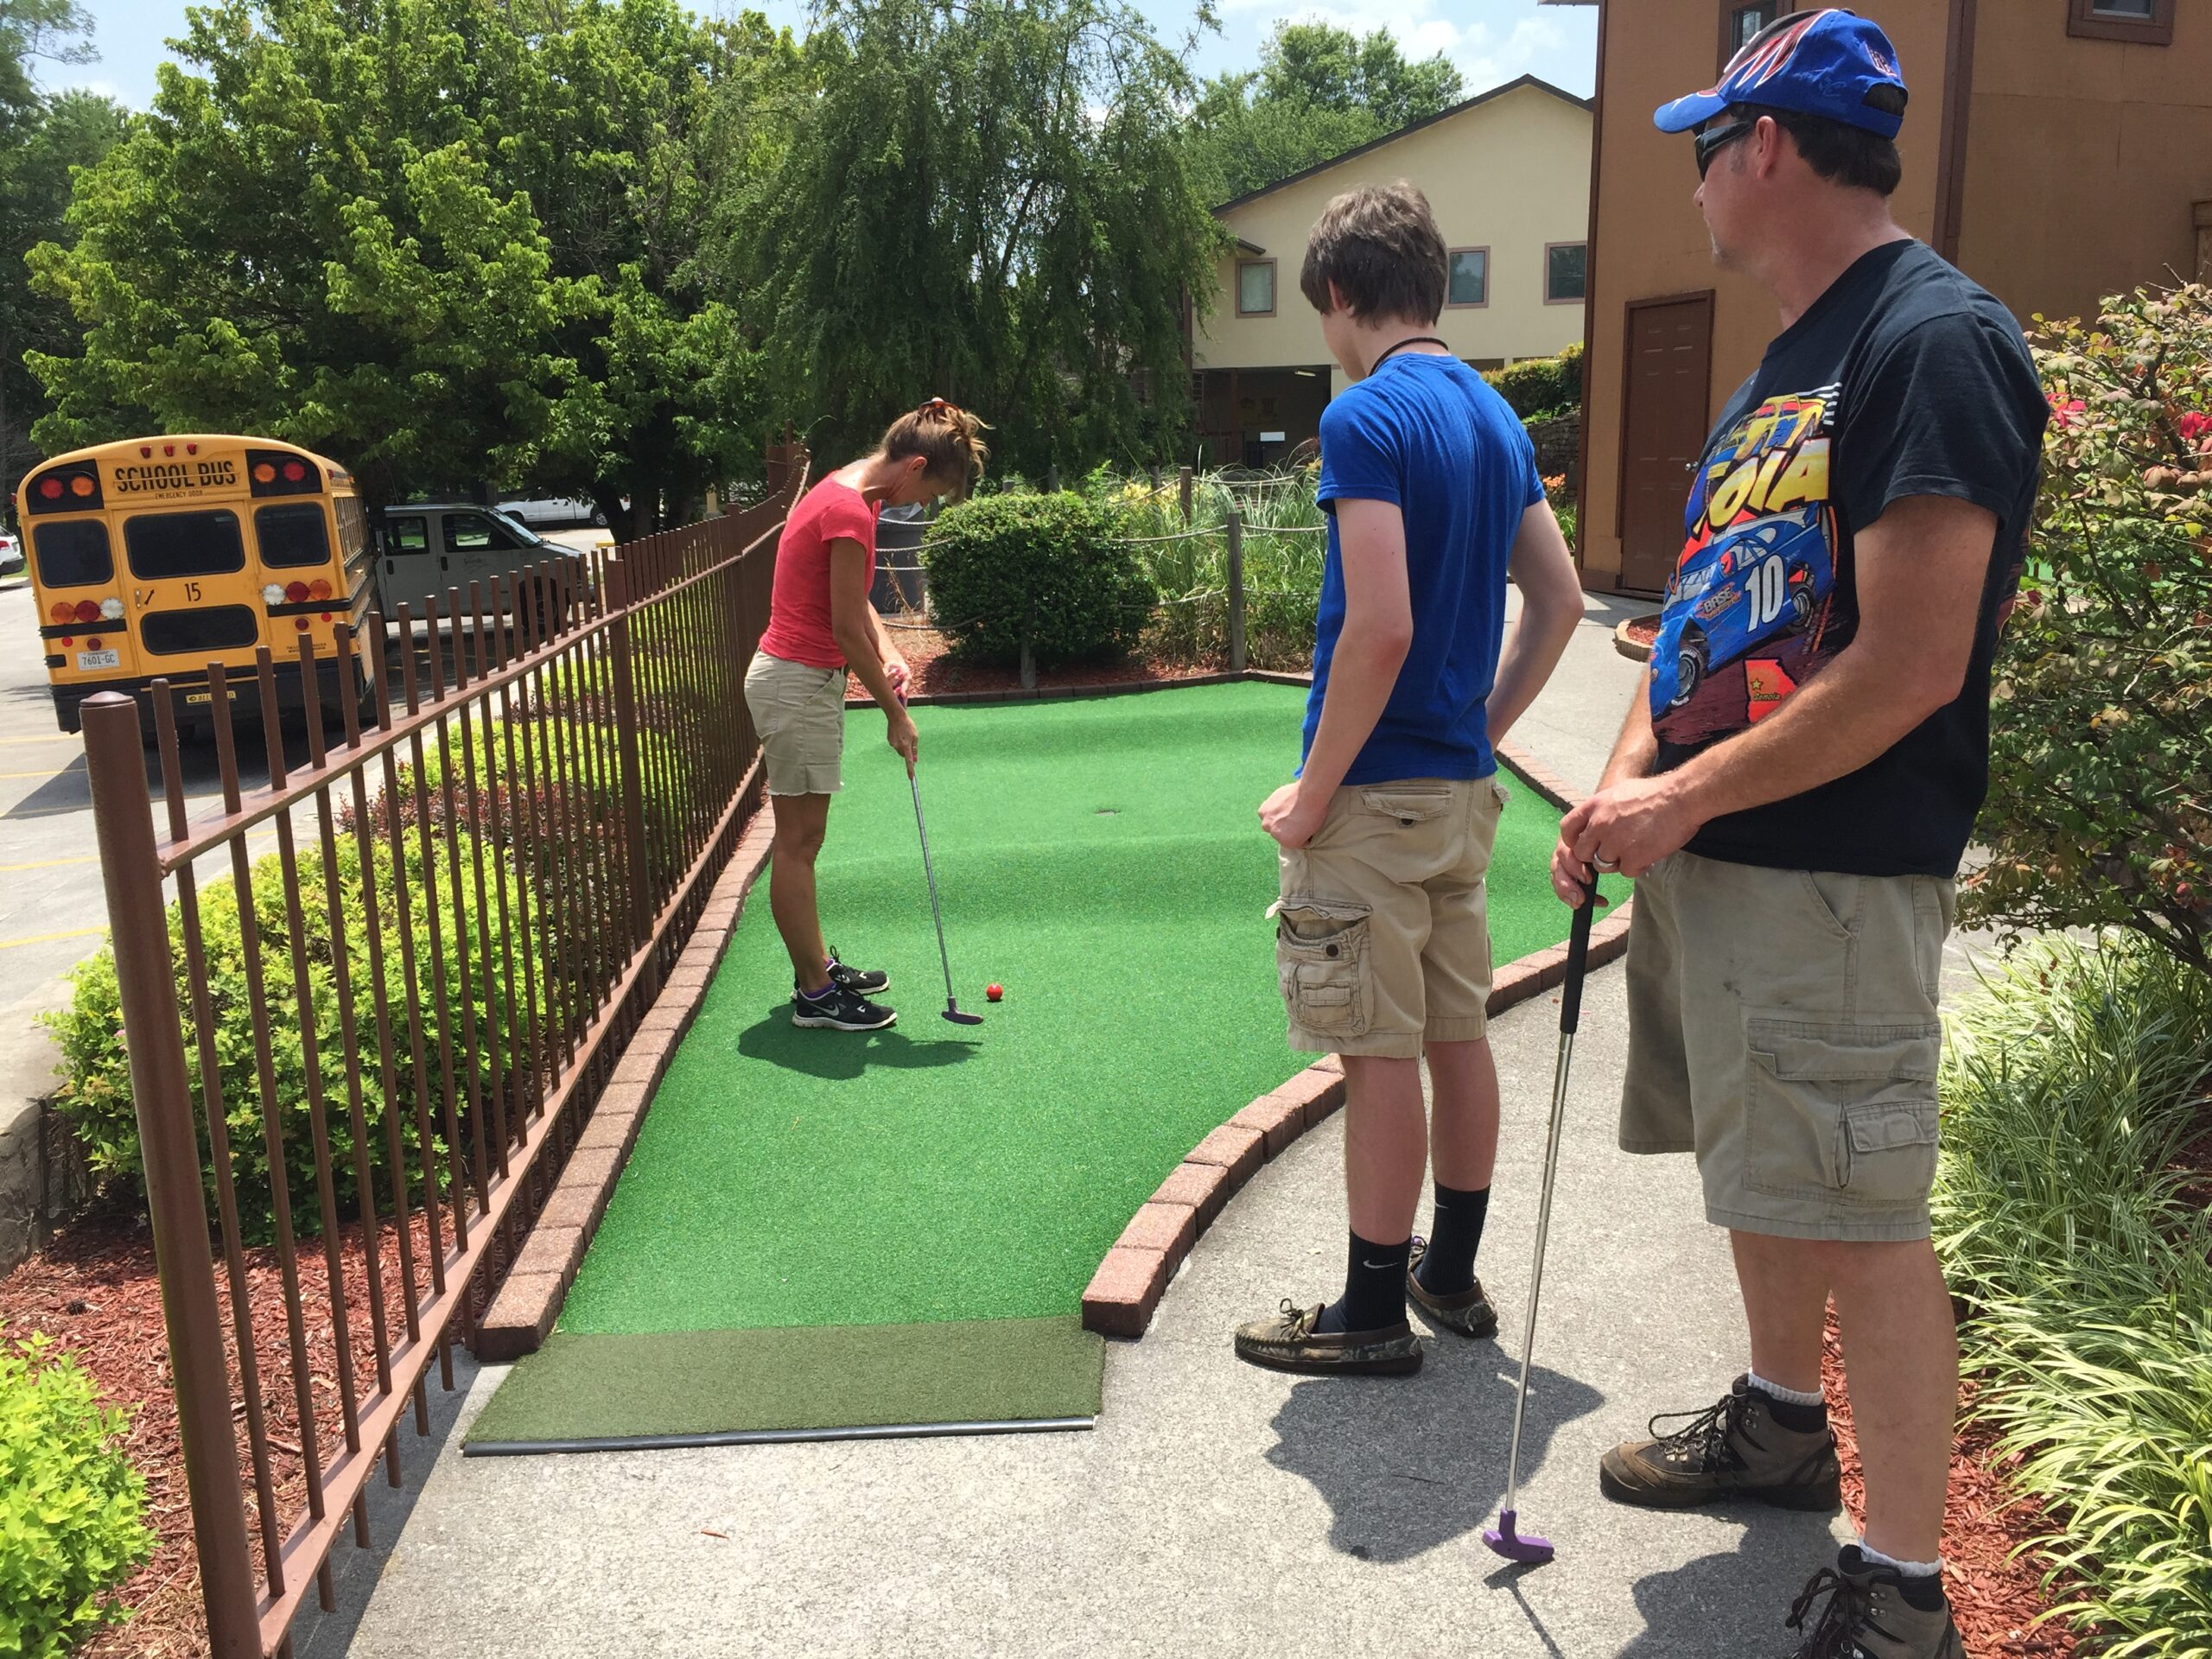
(1783, 1548, 1967, 1658)
(1405, 1236, 1499, 1339)
(1599, 1375, 1842, 1511)
(791, 982, 897, 1032)
(1232, 1300, 1422, 1376)
(825, 947, 889, 997)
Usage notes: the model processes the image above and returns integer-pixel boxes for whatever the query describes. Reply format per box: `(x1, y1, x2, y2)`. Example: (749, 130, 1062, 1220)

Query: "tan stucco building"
(1190, 76, 1593, 467)
(1555, 0, 2212, 594)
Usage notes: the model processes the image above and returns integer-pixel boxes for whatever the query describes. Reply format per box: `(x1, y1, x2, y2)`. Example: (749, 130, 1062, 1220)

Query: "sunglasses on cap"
(1694, 118, 1757, 178)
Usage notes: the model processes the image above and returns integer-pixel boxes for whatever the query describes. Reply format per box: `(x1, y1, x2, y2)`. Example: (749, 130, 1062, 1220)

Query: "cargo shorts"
(1271, 775, 1509, 1060)
(1620, 851, 1954, 1243)
(743, 651, 847, 797)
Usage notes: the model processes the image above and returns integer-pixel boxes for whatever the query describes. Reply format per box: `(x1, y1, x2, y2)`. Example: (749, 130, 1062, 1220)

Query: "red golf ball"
(986, 983, 1003, 1002)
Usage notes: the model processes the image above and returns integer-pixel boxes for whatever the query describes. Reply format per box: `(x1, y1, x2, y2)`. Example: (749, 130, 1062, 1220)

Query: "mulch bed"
(857, 625, 1236, 700)
(1624, 613, 1662, 650)
(1, 1196, 479, 1659)
(1821, 1310, 2081, 1656)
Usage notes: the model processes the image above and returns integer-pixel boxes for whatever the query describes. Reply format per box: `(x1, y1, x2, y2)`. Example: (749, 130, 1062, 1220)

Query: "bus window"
(256, 502, 332, 568)
(33, 519, 112, 587)
(141, 605, 260, 656)
(125, 509, 247, 578)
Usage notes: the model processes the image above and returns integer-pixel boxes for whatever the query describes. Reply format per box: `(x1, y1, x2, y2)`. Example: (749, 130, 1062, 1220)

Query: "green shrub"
(1963, 283, 2212, 978)
(44, 823, 535, 1244)
(1936, 936, 2212, 1653)
(0, 1325, 153, 1657)
(1485, 340, 1584, 421)
(924, 492, 1156, 669)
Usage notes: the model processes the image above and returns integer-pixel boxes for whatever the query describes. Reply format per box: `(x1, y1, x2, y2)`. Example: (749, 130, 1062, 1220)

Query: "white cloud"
(1212, 0, 1585, 96)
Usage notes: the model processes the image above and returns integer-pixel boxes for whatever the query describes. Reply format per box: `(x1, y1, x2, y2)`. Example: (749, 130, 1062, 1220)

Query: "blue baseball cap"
(1654, 9, 1908, 139)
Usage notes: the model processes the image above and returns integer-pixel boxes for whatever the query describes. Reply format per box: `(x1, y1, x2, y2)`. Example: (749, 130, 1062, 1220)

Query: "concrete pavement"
(304, 593, 1859, 1658)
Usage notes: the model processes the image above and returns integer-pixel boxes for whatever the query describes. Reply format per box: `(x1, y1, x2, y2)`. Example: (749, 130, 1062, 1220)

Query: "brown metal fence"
(80, 466, 804, 1657)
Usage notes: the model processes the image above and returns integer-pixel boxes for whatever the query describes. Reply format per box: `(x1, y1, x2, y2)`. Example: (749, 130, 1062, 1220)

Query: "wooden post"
(82, 693, 260, 1659)
(1020, 636, 1037, 691)
(1226, 510, 1247, 674)
(1149, 464, 1162, 493)
(1046, 465, 1060, 494)
(1179, 465, 1192, 525)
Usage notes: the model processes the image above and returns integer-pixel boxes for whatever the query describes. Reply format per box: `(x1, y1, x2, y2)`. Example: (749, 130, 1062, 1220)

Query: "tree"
(0, 0, 122, 515)
(1184, 22, 1463, 205)
(25, 0, 793, 525)
(1962, 283, 2212, 977)
(746, 0, 1221, 477)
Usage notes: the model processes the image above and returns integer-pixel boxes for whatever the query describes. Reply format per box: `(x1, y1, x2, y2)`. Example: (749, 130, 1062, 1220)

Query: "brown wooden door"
(1618, 294, 1714, 595)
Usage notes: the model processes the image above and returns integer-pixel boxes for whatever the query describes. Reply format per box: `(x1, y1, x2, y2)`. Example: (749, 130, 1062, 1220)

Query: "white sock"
(1745, 1370, 1825, 1408)
(1859, 1541, 1942, 1580)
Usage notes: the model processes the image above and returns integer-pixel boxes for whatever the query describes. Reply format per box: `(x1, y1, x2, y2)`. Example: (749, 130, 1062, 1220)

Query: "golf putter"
(908, 768, 982, 1025)
(1484, 878, 1599, 1567)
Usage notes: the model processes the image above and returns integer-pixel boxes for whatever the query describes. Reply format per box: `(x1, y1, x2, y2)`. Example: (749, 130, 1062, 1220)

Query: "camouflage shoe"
(1599, 1375, 1842, 1511)
(1783, 1548, 1966, 1658)
(1404, 1236, 1500, 1339)
(1232, 1300, 1422, 1376)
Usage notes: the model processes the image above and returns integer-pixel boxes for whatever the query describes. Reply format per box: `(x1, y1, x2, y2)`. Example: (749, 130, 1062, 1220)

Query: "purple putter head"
(1483, 1510, 1554, 1565)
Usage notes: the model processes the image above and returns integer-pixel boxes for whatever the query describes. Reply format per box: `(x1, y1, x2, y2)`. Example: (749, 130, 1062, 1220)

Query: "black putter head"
(942, 1001, 984, 1026)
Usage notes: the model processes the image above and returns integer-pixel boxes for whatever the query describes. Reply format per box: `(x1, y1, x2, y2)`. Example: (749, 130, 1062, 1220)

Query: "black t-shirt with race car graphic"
(1649, 238, 2048, 878)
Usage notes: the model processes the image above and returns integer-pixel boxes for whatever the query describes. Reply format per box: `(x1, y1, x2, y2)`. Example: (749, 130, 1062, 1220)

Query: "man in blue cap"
(1552, 10, 2047, 1656)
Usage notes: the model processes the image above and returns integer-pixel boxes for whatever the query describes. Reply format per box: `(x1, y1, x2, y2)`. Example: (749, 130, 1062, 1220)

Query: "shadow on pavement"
(1616, 1507, 1843, 1656)
(734, 1007, 980, 1078)
(1262, 1340, 1604, 1566)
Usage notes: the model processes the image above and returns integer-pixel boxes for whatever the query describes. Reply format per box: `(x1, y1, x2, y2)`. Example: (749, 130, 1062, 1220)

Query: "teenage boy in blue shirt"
(1236, 181, 1586, 1376)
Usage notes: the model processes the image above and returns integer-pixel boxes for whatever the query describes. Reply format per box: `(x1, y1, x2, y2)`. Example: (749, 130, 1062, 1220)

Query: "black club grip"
(1560, 880, 1599, 1035)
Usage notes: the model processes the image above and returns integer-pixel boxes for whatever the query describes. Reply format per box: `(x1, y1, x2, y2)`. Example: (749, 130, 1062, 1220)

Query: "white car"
(0, 529, 22, 578)
(499, 493, 607, 528)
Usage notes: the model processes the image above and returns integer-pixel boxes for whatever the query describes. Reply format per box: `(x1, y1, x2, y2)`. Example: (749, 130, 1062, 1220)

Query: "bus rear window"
(124, 510, 247, 579)
(141, 606, 260, 656)
(256, 503, 333, 569)
(33, 520, 113, 588)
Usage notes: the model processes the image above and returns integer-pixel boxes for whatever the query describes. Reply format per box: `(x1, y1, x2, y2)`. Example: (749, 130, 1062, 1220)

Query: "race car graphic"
(1650, 505, 1834, 712)
(1651, 385, 1846, 747)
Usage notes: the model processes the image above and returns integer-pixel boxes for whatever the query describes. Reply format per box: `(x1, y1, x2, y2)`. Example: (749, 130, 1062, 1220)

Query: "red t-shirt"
(758, 477, 879, 668)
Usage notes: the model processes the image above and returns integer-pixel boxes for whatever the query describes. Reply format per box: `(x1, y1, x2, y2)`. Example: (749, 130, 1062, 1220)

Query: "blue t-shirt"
(1303, 353, 1545, 786)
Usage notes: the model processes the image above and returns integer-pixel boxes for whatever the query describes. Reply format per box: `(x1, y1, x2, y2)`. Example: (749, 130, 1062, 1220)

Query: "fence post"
(1149, 463, 1161, 493)
(1046, 465, 1060, 494)
(82, 693, 261, 1659)
(602, 560, 657, 979)
(1226, 509, 1247, 674)
(1020, 634, 1037, 692)
(1179, 465, 1192, 524)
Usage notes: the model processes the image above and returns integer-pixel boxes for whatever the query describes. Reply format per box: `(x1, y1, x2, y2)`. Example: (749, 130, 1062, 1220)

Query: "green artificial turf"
(464, 1316, 1102, 1449)
(556, 681, 1618, 1338)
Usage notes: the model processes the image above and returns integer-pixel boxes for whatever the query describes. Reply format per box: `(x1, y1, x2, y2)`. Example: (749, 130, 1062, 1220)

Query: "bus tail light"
(73, 599, 101, 625)
(49, 601, 75, 624)
(283, 581, 308, 604)
(248, 448, 323, 498)
(263, 583, 287, 606)
(308, 578, 332, 601)
(27, 461, 103, 514)
(99, 598, 124, 620)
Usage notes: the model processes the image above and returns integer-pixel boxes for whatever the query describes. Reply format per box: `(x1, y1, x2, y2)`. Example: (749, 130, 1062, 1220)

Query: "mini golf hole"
(1095, 807, 1120, 816)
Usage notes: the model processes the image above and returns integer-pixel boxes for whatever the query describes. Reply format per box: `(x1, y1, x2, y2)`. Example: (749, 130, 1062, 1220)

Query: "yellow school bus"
(16, 435, 373, 734)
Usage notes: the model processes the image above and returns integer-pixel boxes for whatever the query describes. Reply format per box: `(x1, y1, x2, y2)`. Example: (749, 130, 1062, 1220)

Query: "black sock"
(1413, 1182, 1491, 1295)
(1897, 1573, 1947, 1613)
(1313, 1231, 1411, 1335)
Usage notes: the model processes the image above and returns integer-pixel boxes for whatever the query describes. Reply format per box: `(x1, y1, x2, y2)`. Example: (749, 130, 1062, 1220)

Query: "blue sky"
(52, 0, 1598, 111)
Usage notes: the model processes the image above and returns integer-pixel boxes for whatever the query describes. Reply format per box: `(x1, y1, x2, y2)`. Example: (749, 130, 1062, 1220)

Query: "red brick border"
(474, 807, 780, 1360)
(1080, 715, 1636, 1338)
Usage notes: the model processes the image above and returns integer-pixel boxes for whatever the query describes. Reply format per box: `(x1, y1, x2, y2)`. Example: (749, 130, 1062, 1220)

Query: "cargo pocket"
(1743, 1017, 1942, 1205)
(1269, 897, 1374, 1039)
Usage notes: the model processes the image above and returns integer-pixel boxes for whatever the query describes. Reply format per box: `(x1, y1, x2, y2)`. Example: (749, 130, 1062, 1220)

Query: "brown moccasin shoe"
(1405, 1236, 1500, 1339)
(1232, 1300, 1422, 1376)
(1599, 1375, 1842, 1511)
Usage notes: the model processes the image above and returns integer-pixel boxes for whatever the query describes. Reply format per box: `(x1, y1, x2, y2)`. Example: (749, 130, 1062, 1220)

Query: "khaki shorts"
(1621, 851, 1954, 1243)
(1272, 775, 1508, 1060)
(744, 651, 847, 797)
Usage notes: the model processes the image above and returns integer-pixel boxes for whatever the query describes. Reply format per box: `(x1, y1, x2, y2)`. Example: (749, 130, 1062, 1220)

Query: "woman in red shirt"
(743, 398, 989, 1032)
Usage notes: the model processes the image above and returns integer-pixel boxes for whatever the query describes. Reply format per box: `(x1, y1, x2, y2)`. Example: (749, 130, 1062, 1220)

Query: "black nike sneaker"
(825, 947, 889, 996)
(791, 982, 897, 1031)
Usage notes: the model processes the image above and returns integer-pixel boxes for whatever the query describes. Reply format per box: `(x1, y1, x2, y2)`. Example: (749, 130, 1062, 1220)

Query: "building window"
(1446, 248, 1489, 308)
(2066, 0, 2173, 44)
(1545, 243, 1587, 304)
(1236, 259, 1276, 317)
(1720, 2, 1786, 70)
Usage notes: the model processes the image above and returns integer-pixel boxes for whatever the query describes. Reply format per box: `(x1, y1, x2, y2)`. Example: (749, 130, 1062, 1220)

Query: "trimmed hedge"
(0, 1326, 152, 1657)
(923, 492, 1156, 669)
(1485, 340, 1584, 423)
